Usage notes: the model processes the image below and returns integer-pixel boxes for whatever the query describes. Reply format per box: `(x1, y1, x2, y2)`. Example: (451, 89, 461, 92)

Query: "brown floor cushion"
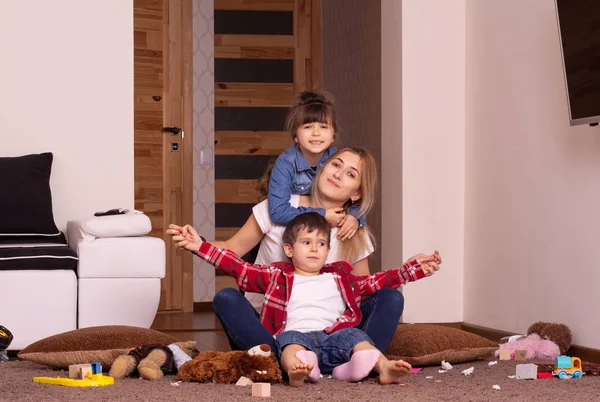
(385, 324, 498, 367)
(18, 326, 177, 369)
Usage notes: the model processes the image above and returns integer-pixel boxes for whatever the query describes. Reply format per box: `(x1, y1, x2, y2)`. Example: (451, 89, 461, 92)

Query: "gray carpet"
(1, 359, 599, 401)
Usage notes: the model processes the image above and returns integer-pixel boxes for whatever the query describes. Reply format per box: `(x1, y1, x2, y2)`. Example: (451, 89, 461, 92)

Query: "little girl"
(264, 91, 365, 240)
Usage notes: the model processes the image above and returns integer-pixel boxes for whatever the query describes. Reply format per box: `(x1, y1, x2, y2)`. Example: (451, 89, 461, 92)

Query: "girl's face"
(317, 151, 362, 203)
(294, 121, 335, 157)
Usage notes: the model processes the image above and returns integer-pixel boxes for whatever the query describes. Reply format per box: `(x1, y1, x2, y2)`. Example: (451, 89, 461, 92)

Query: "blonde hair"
(312, 147, 378, 262)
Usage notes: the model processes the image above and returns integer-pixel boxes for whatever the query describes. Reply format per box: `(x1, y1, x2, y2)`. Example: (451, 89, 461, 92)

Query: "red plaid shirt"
(196, 242, 426, 336)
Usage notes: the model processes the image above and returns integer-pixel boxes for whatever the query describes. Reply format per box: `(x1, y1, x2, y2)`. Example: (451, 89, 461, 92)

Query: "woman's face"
(317, 151, 362, 203)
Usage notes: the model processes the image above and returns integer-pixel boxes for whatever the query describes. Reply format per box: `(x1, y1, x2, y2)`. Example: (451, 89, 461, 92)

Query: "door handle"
(162, 126, 182, 136)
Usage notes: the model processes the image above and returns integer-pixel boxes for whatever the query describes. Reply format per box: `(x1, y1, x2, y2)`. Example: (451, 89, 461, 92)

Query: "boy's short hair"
(282, 212, 331, 247)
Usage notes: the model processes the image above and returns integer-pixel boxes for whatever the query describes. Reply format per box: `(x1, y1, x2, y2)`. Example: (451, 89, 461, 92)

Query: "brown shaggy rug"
(1, 358, 599, 401)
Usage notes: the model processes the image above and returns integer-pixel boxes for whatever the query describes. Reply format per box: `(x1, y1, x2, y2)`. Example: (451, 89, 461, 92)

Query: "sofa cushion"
(0, 244, 77, 271)
(18, 325, 178, 369)
(0, 153, 62, 242)
(82, 213, 152, 238)
(385, 324, 498, 367)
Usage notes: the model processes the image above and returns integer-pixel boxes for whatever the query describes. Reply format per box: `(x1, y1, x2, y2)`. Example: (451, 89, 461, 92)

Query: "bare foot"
(377, 360, 411, 385)
(288, 363, 314, 387)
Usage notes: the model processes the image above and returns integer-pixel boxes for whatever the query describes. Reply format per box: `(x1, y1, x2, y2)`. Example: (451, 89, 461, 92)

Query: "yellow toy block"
(34, 371, 114, 387)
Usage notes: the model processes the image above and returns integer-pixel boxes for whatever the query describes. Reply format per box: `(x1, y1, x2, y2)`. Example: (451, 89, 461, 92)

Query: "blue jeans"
(276, 328, 373, 373)
(213, 287, 403, 353)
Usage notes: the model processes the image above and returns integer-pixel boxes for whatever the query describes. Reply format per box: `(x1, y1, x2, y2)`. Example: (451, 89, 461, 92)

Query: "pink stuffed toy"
(495, 334, 560, 360)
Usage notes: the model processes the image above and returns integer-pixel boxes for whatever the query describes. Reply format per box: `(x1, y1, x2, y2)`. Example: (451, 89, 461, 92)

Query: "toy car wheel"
(558, 371, 568, 379)
(573, 371, 582, 379)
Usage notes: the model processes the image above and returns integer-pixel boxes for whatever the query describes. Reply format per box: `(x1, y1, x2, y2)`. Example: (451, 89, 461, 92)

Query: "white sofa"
(1, 217, 165, 351)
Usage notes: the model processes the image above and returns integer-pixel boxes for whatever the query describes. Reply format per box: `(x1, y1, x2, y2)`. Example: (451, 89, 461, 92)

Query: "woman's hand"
(325, 207, 346, 227)
(337, 215, 359, 241)
(166, 224, 203, 252)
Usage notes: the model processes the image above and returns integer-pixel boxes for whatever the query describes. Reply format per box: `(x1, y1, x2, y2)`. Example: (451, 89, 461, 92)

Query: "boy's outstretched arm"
(354, 253, 441, 296)
(166, 224, 271, 294)
(268, 156, 325, 225)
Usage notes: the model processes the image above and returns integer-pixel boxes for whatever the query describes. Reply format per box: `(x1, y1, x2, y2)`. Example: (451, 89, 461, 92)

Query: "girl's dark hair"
(257, 91, 339, 200)
(285, 91, 338, 140)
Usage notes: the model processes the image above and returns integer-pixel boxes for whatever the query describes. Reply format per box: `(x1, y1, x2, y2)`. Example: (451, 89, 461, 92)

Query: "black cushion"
(0, 245, 77, 271)
(0, 153, 62, 241)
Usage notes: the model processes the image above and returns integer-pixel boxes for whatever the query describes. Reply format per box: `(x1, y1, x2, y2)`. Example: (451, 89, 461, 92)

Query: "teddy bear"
(527, 321, 572, 354)
(177, 344, 283, 384)
(109, 340, 199, 380)
(495, 321, 572, 361)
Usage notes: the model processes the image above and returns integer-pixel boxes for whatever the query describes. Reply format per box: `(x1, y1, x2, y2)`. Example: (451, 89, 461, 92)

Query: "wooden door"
(133, 0, 193, 312)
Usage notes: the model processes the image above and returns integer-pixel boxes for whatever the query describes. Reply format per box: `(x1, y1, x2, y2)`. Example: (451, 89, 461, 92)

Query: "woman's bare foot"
(288, 363, 314, 387)
(377, 359, 412, 384)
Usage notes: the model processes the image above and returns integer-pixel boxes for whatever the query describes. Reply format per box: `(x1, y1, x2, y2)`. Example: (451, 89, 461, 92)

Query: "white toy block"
(516, 363, 538, 380)
(252, 382, 271, 397)
(236, 376, 254, 386)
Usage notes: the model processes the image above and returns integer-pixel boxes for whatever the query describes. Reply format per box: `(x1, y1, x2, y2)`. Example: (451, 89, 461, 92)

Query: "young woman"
(168, 147, 431, 354)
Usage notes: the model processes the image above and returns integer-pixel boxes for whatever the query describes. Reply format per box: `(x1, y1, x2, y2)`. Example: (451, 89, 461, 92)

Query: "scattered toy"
(516, 363, 538, 380)
(236, 376, 254, 386)
(252, 382, 271, 397)
(441, 361, 453, 370)
(438, 370, 447, 373)
(553, 355, 583, 379)
(462, 367, 474, 376)
(537, 372, 553, 379)
(68, 364, 92, 379)
(499, 349, 512, 360)
(426, 376, 434, 379)
(488, 361, 498, 366)
(33, 371, 114, 387)
(492, 384, 501, 390)
(514, 350, 528, 361)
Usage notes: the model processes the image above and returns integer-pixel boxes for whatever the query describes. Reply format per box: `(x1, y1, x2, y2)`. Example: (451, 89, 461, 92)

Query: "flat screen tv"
(555, 0, 600, 126)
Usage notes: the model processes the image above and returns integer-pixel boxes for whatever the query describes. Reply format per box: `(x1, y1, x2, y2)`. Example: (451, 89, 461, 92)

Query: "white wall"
(394, 0, 466, 323)
(0, 0, 134, 232)
(464, 0, 600, 348)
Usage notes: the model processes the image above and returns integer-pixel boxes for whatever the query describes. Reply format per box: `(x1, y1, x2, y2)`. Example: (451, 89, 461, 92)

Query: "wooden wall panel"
(214, 131, 292, 155)
(215, 83, 294, 107)
(215, 0, 294, 12)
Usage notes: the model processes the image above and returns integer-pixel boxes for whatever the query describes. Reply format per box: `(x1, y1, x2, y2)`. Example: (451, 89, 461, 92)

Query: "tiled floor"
(151, 311, 231, 352)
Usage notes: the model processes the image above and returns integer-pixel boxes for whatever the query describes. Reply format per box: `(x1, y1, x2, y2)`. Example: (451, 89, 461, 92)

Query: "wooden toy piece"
(499, 349, 512, 360)
(252, 382, 271, 397)
(68, 364, 92, 379)
(514, 350, 527, 361)
(516, 363, 538, 380)
(236, 376, 254, 386)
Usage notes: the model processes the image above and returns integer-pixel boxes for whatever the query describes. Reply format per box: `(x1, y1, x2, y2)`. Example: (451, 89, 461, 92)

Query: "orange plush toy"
(177, 344, 282, 384)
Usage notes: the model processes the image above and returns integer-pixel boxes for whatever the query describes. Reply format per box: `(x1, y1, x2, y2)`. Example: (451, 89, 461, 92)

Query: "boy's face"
(284, 227, 330, 276)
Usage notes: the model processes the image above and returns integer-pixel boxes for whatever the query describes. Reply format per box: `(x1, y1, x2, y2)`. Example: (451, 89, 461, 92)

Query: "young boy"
(168, 213, 440, 386)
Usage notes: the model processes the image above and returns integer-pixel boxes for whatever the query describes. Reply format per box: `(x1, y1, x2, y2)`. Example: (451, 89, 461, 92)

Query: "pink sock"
(295, 350, 321, 383)
(332, 350, 381, 382)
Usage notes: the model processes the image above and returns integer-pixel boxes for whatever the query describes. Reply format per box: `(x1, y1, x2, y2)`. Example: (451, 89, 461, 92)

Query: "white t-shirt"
(285, 273, 347, 333)
(246, 195, 375, 311)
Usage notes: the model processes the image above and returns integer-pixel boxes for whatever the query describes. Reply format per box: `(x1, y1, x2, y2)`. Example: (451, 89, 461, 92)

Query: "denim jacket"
(268, 145, 366, 227)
